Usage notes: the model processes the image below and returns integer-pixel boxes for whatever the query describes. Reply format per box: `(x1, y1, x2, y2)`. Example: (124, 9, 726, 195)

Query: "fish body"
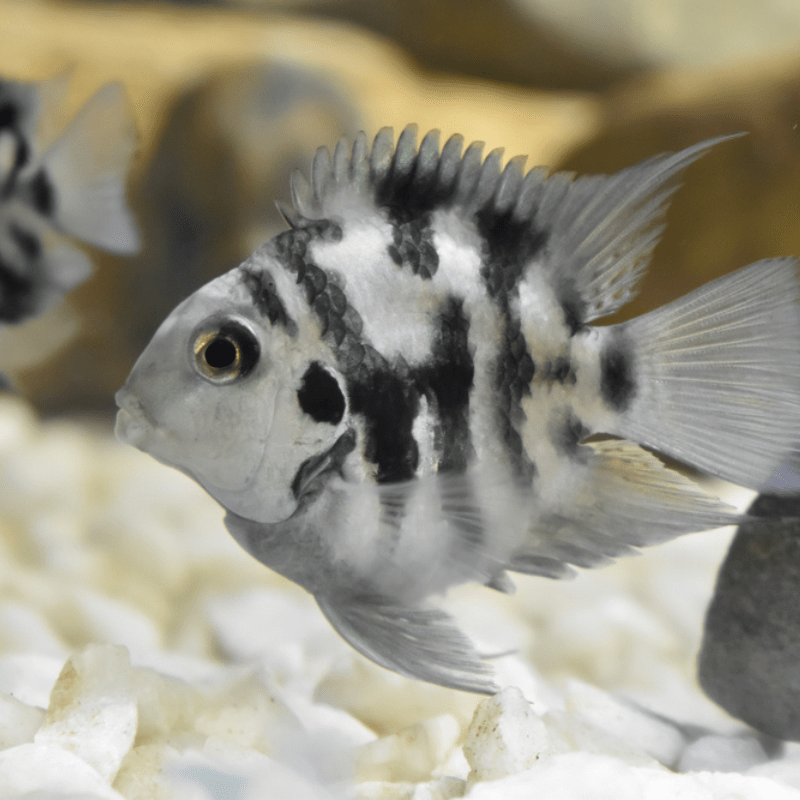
(116, 126, 800, 692)
(0, 76, 139, 325)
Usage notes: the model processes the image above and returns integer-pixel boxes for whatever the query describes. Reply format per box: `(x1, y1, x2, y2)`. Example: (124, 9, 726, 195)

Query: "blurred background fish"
(0, 74, 140, 393)
(0, 76, 139, 326)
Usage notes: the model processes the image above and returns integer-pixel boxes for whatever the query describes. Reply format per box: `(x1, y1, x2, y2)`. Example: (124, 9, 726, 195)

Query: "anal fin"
(512, 440, 741, 576)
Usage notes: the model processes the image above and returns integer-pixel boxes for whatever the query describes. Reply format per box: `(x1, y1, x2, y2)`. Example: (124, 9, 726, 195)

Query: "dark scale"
(414, 296, 475, 473)
(240, 267, 296, 333)
(494, 315, 537, 482)
(387, 217, 440, 279)
(600, 329, 637, 412)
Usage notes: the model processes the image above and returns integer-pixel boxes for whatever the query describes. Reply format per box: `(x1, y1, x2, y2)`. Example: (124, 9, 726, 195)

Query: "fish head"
(115, 253, 352, 524)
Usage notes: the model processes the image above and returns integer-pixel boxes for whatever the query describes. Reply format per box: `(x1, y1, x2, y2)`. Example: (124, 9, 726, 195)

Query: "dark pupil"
(204, 338, 237, 370)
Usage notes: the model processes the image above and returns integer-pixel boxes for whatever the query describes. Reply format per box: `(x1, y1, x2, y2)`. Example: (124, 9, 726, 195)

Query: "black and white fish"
(115, 126, 800, 693)
(0, 76, 139, 325)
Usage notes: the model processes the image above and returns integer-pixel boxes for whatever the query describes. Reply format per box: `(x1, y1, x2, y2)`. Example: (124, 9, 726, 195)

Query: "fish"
(0, 75, 139, 325)
(115, 125, 800, 693)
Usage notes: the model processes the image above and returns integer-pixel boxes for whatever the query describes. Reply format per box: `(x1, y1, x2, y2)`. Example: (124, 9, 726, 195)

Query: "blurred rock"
(557, 59, 800, 324)
(310, 0, 635, 91)
(0, 0, 596, 415)
(227, 0, 800, 90)
(699, 493, 800, 741)
(509, 0, 800, 72)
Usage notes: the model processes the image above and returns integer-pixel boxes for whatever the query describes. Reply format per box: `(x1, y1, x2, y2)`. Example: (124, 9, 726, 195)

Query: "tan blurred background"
(1, 0, 799, 415)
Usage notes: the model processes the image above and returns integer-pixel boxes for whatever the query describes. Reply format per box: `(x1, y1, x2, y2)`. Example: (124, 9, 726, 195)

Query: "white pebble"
(565, 680, 686, 767)
(0, 653, 65, 708)
(678, 733, 770, 773)
(466, 750, 800, 800)
(356, 715, 461, 783)
(463, 687, 552, 782)
(0, 692, 45, 748)
(0, 742, 125, 798)
(69, 587, 164, 655)
(34, 644, 138, 783)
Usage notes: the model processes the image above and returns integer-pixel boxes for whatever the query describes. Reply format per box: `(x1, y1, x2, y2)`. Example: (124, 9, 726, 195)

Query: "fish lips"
(114, 387, 155, 450)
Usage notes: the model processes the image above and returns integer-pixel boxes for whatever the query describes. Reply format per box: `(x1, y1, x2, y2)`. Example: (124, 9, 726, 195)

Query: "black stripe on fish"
(415, 295, 475, 472)
(271, 223, 385, 381)
(349, 365, 420, 484)
(0, 254, 36, 322)
(600, 329, 637, 412)
(557, 278, 588, 336)
(28, 169, 55, 217)
(477, 205, 549, 301)
(240, 267, 297, 334)
(373, 129, 461, 226)
(0, 102, 18, 130)
(297, 361, 346, 425)
(495, 315, 537, 482)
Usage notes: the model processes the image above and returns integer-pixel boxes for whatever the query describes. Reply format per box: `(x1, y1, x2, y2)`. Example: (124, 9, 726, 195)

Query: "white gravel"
(0, 394, 797, 799)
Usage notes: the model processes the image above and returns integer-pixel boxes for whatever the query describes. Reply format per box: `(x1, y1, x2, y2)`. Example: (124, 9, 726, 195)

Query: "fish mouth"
(114, 387, 156, 449)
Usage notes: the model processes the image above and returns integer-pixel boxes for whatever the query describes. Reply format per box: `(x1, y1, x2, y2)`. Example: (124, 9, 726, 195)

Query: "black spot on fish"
(0, 253, 36, 323)
(477, 207, 548, 302)
(600, 332, 637, 411)
(29, 169, 54, 217)
(9, 224, 41, 261)
(349, 367, 420, 484)
(297, 361, 345, 425)
(240, 268, 297, 334)
(415, 296, 475, 472)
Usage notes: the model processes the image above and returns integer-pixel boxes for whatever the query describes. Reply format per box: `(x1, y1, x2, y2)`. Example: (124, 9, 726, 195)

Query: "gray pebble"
(699, 493, 800, 740)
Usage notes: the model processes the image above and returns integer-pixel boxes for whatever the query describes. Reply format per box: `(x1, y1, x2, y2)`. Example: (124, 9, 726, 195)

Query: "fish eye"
(192, 320, 260, 384)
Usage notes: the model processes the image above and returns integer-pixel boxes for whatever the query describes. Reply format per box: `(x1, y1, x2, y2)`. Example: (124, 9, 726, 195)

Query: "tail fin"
(20, 82, 140, 254)
(605, 258, 800, 492)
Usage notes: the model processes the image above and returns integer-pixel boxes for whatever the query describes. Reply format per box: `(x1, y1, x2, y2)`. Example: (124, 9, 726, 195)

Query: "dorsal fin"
(287, 126, 744, 322)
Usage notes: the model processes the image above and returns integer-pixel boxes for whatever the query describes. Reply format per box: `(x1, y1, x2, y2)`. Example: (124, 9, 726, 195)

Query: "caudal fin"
(604, 258, 800, 492)
(20, 82, 140, 254)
